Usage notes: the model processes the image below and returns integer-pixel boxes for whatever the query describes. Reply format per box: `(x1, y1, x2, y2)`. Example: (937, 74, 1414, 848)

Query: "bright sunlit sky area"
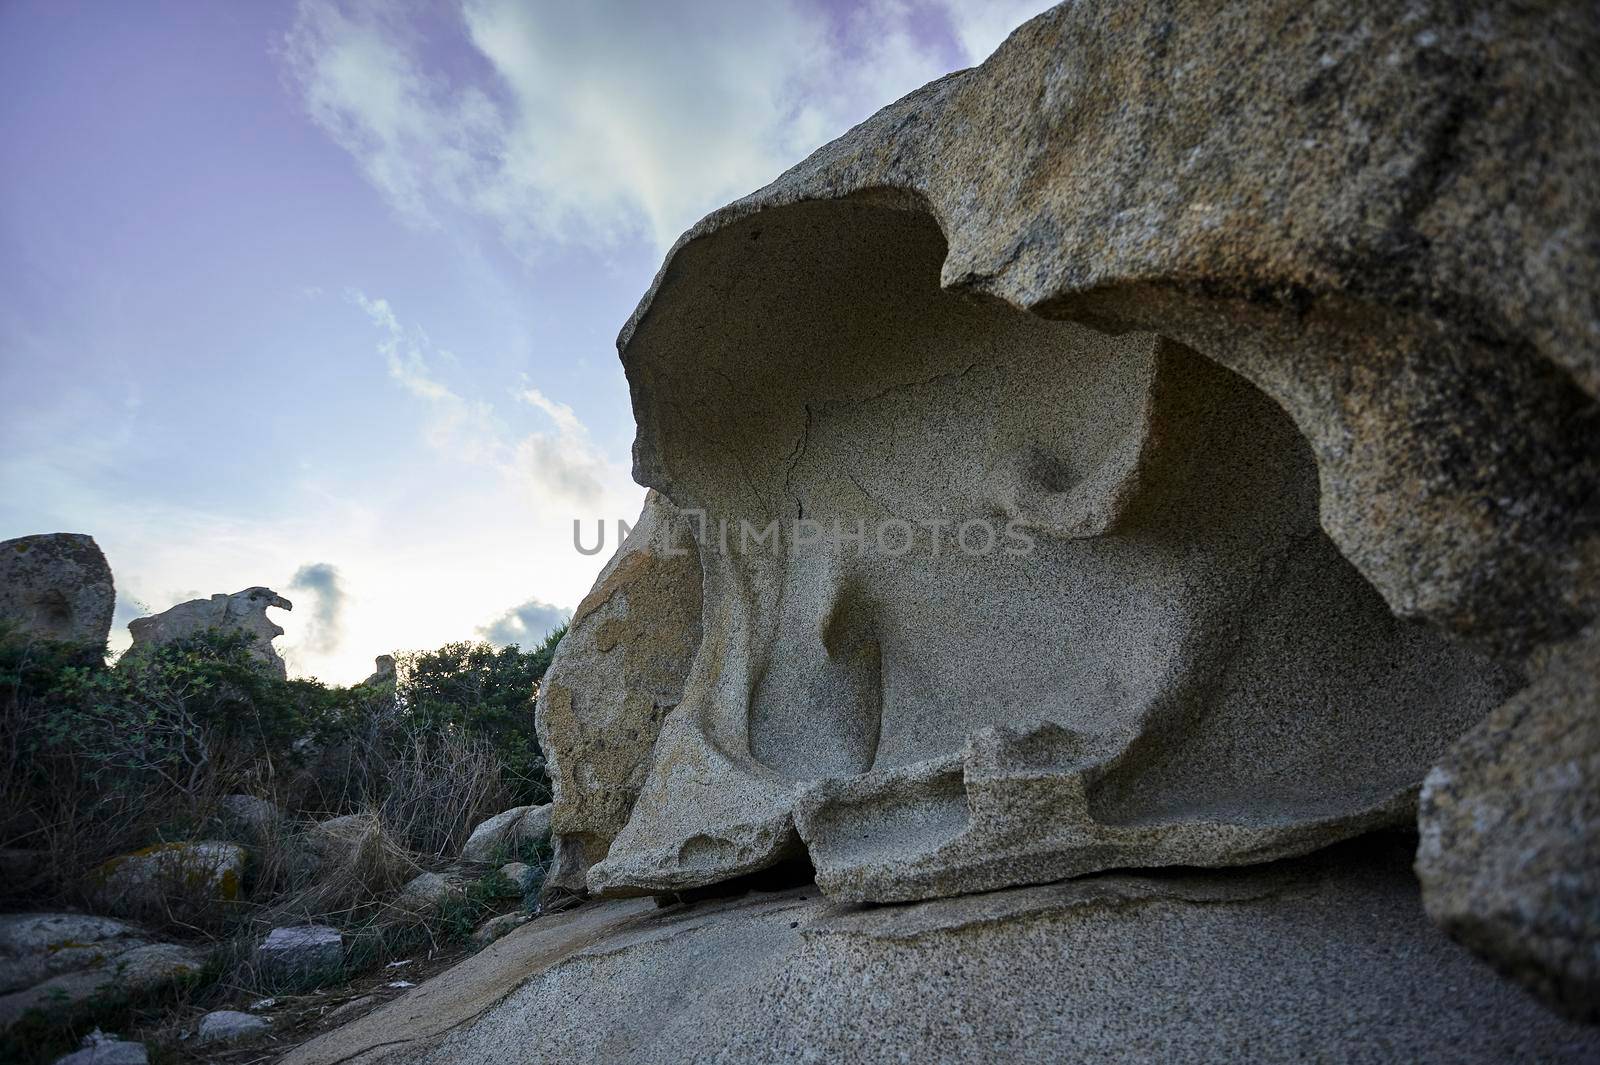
(0, 0, 1051, 684)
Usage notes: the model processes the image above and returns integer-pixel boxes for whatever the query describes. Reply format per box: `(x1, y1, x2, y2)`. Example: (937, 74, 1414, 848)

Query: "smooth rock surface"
(596, 246, 1515, 901)
(258, 925, 344, 986)
(0, 533, 114, 649)
(1417, 623, 1600, 1021)
(194, 1009, 270, 1045)
(89, 841, 244, 921)
(535, 490, 703, 894)
(126, 586, 292, 677)
(281, 840, 1599, 1064)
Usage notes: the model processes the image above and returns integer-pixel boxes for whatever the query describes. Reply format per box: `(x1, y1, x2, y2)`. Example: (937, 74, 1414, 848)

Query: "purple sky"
(0, 0, 1050, 682)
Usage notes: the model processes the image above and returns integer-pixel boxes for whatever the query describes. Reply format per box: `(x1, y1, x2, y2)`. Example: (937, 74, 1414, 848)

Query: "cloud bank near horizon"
(477, 596, 571, 648)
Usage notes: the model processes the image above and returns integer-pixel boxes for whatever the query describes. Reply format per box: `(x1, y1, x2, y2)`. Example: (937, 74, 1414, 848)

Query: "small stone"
(194, 1010, 269, 1045)
(51, 1028, 147, 1065)
(498, 862, 539, 895)
(471, 912, 529, 948)
(396, 872, 463, 913)
(258, 925, 343, 987)
(326, 994, 376, 1020)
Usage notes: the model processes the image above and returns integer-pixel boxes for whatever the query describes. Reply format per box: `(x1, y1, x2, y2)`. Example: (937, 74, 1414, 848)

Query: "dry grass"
(376, 729, 513, 858)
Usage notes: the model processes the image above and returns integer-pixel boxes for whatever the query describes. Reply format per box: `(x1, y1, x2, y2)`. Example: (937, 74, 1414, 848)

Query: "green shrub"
(392, 626, 565, 804)
(43, 630, 331, 798)
(0, 626, 336, 905)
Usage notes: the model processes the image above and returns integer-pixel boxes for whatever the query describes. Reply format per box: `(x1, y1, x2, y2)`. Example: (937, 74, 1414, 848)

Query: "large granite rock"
(126, 586, 292, 677)
(279, 840, 1599, 1065)
(0, 533, 114, 650)
(583, 2, 1600, 904)
(1417, 623, 1600, 1021)
(535, 490, 703, 893)
(0, 914, 203, 1029)
(0, 913, 155, 998)
(554, 0, 1600, 1020)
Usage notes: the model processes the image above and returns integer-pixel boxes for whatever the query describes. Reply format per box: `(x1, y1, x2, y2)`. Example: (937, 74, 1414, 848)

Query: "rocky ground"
(1, 799, 558, 1065)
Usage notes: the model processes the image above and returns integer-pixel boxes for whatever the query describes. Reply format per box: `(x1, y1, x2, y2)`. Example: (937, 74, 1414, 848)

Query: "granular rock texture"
(559, 0, 1600, 1014)
(0, 533, 114, 649)
(582, 0, 1600, 901)
(536, 490, 702, 893)
(0, 913, 202, 1029)
(1417, 624, 1600, 1022)
(126, 586, 292, 677)
(280, 841, 1600, 1065)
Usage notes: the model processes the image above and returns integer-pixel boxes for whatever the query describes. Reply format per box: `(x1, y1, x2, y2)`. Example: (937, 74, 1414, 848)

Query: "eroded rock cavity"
(588, 201, 1512, 903)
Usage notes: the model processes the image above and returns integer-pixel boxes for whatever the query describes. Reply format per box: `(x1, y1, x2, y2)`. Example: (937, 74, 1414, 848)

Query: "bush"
(0, 626, 336, 908)
(392, 626, 565, 804)
(0, 619, 567, 1052)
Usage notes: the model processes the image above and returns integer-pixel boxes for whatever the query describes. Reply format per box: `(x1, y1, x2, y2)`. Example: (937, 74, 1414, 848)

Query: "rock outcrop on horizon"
(0, 533, 114, 651)
(126, 586, 292, 677)
(316, 0, 1598, 1046)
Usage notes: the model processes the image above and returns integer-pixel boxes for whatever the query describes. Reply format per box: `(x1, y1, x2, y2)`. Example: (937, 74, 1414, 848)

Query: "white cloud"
(283, 0, 1054, 254)
(351, 291, 630, 513)
(476, 596, 570, 648)
(515, 386, 615, 508)
(937, 0, 1054, 64)
(354, 291, 505, 465)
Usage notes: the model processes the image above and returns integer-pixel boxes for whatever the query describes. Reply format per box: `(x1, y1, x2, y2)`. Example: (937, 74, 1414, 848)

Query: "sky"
(0, 0, 1051, 684)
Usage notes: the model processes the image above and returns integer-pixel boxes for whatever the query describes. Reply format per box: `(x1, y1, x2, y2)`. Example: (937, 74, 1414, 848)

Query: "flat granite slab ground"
(281, 839, 1599, 1065)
